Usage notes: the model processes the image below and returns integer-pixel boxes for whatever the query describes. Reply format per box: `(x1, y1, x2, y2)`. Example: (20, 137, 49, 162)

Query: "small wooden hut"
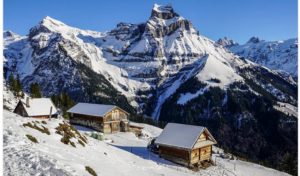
(13, 97, 58, 118)
(155, 123, 217, 167)
(67, 103, 129, 133)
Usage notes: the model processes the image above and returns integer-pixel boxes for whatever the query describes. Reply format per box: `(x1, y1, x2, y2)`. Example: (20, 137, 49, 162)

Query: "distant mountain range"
(217, 36, 297, 80)
(3, 4, 297, 175)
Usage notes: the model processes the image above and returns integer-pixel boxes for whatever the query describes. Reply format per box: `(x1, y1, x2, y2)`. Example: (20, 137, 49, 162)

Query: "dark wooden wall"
(13, 102, 28, 117)
(70, 113, 104, 132)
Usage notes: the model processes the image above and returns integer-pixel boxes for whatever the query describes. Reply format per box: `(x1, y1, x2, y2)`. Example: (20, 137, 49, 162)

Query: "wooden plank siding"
(103, 108, 128, 122)
(70, 113, 104, 132)
(191, 148, 200, 164)
(159, 145, 191, 166)
(158, 131, 214, 167)
(31, 115, 50, 119)
(13, 102, 29, 117)
(199, 146, 212, 161)
(69, 107, 129, 133)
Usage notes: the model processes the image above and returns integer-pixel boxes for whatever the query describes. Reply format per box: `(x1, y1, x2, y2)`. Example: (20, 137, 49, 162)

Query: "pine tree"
(8, 73, 16, 91)
(51, 92, 75, 119)
(15, 74, 24, 98)
(30, 83, 42, 98)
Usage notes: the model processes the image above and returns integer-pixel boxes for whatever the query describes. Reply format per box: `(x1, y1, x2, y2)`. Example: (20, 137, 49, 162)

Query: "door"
(111, 122, 120, 132)
(120, 121, 128, 132)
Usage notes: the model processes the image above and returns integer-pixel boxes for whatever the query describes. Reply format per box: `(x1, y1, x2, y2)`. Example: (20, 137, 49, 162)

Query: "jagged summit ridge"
(247, 36, 261, 43)
(216, 37, 239, 47)
(147, 4, 193, 36)
(3, 30, 18, 38)
(29, 16, 68, 38)
(151, 4, 179, 19)
(226, 37, 298, 77)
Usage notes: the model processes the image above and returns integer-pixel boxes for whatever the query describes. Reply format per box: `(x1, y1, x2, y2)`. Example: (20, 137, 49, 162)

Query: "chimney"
(49, 106, 52, 120)
(26, 97, 30, 107)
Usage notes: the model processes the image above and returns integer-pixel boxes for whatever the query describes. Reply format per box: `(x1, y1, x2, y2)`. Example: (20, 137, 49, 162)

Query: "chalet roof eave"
(191, 127, 217, 149)
(67, 111, 105, 118)
(101, 105, 118, 117)
(102, 106, 130, 117)
(156, 142, 192, 151)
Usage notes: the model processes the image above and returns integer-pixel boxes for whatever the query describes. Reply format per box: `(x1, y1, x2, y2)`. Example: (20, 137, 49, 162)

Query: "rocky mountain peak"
(146, 4, 194, 38)
(151, 4, 179, 19)
(216, 37, 239, 47)
(247, 36, 261, 44)
(29, 16, 69, 38)
(40, 16, 66, 27)
(3, 30, 18, 38)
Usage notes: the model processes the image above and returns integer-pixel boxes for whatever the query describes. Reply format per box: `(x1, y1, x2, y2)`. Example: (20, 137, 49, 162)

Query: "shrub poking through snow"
(85, 166, 97, 176)
(78, 139, 85, 147)
(41, 121, 47, 124)
(90, 132, 103, 141)
(26, 134, 38, 143)
(70, 141, 76, 148)
(39, 125, 50, 135)
(23, 122, 34, 128)
(55, 122, 87, 147)
(209, 78, 221, 83)
(23, 122, 50, 135)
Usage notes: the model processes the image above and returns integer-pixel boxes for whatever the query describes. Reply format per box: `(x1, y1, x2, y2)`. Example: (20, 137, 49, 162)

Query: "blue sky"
(4, 0, 297, 43)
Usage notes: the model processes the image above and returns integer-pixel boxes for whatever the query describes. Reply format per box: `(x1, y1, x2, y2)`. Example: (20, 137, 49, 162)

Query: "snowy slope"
(4, 17, 147, 101)
(3, 82, 30, 111)
(219, 37, 298, 78)
(3, 110, 291, 176)
(273, 102, 298, 118)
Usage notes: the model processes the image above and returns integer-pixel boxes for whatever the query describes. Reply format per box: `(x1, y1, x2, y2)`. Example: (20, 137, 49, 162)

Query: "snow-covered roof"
(67, 103, 121, 117)
(155, 123, 216, 150)
(20, 98, 57, 117)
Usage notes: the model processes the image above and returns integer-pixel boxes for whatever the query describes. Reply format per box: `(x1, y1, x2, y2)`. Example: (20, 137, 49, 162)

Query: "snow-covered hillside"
(218, 37, 298, 79)
(3, 82, 29, 111)
(3, 110, 291, 176)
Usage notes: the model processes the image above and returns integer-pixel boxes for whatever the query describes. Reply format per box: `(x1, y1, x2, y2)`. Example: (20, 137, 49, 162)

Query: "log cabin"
(67, 103, 130, 133)
(155, 123, 217, 167)
(13, 97, 58, 118)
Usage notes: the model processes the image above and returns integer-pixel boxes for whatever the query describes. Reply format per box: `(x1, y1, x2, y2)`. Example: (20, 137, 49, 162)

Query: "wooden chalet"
(13, 97, 58, 118)
(67, 103, 130, 133)
(155, 123, 217, 167)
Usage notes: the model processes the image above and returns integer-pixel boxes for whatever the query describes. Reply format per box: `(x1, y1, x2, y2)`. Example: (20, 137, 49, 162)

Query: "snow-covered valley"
(3, 110, 291, 176)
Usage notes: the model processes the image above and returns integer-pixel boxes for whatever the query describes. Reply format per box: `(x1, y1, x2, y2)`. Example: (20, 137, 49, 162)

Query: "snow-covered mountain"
(218, 36, 298, 79)
(3, 4, 297, 175)
(4, 4, 296, 116)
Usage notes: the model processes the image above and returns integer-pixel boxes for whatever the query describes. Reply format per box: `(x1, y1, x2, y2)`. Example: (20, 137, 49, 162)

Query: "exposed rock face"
(150, 4, 179, 19)
(146, 4, 193, 39)
(217, 37, 238, 48)
(3, 31, 18, 38)
(247, 36, 261, 43)
(225, 37, 298, 78)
